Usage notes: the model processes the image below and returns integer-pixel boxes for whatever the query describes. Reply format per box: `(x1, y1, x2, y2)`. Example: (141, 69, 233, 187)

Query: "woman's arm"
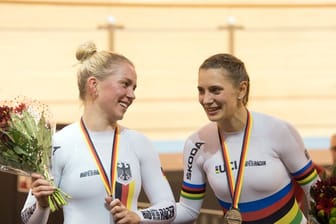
(136, 135, 176, 223)
(173, 139, 206, 223)
(21, 173, 53, 224)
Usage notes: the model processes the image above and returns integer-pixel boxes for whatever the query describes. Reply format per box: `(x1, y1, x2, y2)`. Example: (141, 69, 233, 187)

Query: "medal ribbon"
(218, 110, 252, 209)
(79, 117, 119, 197)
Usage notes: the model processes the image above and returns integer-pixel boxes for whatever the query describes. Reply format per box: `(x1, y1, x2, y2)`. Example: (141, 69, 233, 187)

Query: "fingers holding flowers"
(31, 173, 54, 196)
(30, 173, 55, 208)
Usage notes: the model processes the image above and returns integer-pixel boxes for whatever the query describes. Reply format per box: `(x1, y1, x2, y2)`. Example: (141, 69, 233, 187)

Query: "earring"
(238, 96, 242, 100)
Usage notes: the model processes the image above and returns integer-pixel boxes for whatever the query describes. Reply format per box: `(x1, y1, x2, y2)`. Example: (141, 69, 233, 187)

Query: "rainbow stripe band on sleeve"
(291, 160, 318, 186)
(180, 182, 206, 200)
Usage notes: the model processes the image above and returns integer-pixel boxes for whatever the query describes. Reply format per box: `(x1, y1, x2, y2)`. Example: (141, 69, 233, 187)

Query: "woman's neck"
(217, 108, 248, 133)
(82, 109, 117, 132)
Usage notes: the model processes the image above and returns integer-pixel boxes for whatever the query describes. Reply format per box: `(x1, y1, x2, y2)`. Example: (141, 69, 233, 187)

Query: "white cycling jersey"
(21, 122, 175, 224)
(174, 111, 318, 224)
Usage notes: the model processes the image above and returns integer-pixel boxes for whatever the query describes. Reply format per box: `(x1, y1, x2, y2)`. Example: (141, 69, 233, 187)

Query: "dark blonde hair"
(76, 41, 134, 101)
(199, 53, 250, 105)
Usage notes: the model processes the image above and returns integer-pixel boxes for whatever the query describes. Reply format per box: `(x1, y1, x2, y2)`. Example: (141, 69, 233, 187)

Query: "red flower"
(0, 105, 12, 129)
(13, 103, 27, 114)
(316, 197, 334, 216)
(0, 105, 13, 143)
(310, 167, 336, 223)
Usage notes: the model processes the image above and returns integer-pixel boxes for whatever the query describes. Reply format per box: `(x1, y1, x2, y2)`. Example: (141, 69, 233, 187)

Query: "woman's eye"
(121, 81, 128, 87)
(210, 87, 221, 94)
(197, 88, 204, 95)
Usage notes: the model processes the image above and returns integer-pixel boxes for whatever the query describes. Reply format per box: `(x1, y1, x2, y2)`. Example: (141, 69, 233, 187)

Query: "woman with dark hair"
(174, 53, 319, 224)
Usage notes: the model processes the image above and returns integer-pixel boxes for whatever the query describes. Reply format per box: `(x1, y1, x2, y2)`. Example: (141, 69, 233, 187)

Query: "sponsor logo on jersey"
(215, 160, 266, 174)
(80, 169, 99, 178)
(79, 162, 133, 181)
(186, 142, 204, 180)
(141, 205, 175, 220)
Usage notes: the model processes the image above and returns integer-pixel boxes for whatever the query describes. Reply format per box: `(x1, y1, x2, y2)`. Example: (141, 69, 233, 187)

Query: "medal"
(223, 208, 242, 224)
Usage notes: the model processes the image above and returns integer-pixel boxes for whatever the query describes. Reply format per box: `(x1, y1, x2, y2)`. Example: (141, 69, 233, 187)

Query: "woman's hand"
(30, 173, 55, 208)
(105, 197, 141, 224)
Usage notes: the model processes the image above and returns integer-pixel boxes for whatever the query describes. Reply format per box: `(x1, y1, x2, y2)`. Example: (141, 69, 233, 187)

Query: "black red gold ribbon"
(80, 118, 119, 196)
(218, 110, 252, 209)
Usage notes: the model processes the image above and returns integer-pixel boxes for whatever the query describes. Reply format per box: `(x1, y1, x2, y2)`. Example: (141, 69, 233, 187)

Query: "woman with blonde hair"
(21, 41, 176, 224)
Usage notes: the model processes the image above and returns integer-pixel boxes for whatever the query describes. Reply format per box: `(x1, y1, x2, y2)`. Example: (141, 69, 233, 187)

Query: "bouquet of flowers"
(0, 96, 70, 212)
(309, 166, 336, 224)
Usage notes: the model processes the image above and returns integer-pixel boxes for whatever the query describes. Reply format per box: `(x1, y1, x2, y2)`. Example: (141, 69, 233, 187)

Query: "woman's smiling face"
(197, 68, 241, 122)
(95, 62, 137, 122)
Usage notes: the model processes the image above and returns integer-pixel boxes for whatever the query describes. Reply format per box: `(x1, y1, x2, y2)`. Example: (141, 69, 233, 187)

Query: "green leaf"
(13, 146, 30, 156)
(9, 114, 31, 141)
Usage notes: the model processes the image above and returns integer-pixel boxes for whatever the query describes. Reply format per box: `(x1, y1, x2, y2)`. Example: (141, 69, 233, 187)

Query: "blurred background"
(1, 0, 336, 223)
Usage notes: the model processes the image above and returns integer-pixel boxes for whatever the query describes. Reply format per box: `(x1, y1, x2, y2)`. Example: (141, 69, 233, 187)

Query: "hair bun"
(76, 41, 97, 62)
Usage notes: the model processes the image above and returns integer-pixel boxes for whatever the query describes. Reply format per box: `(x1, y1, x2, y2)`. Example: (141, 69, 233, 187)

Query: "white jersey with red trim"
(174, 111, 319, 224)
(21, 122, 175, 224)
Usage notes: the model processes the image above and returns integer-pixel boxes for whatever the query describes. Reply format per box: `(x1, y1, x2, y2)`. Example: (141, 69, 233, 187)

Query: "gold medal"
(223, 208, 242, 224)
